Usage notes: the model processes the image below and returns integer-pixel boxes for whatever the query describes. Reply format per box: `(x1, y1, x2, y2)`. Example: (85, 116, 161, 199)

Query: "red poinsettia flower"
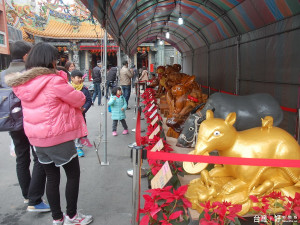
(139, 214, 150, 225)
(199, 218, 219, 225)
(159, 219, 172, 225)
(249, 195, 259, 203)
(200, 201, 212, 210)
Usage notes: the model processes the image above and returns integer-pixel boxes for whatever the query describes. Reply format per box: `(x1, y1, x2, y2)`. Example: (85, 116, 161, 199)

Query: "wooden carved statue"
(184, 110, 300, 215)
(166, 75, 203, 138)
(155, 66, 166, 97)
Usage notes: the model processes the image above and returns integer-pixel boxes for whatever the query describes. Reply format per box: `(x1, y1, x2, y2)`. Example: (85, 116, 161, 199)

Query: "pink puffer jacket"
(5, 67, 88, 147)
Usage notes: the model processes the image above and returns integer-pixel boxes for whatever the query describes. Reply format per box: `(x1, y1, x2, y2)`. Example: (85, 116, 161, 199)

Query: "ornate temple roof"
(6, 0, 110, 42)
(22, 19, 106, 40)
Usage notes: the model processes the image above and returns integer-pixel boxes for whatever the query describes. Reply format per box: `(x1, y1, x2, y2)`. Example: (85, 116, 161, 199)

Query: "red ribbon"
(147, 151, 300, 168)
(187, 95, 199, 102)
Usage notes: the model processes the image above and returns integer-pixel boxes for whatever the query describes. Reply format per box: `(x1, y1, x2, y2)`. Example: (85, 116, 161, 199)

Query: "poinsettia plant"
(250, 191, 300, 225)
(140, 185, 192, 225)
(199, 201, 244, 225)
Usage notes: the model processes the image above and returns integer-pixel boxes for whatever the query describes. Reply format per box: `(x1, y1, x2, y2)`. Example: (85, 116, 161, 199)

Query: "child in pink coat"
(5, 42, 93, 225)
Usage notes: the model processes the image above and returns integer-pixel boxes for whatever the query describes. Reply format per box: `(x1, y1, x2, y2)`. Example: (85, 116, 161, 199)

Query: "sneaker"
(112, 131, 117, 136)
(128, 142, 137, 148)
(27, 202, 51, 212)
(126, 107, 131, 110)
(53, 216, 64, 225)
(80, 138, 93, 148)
(77, 148, 85, 157)
(24, 198, 29, 204)
(122, 130, 128, 135)
(64, 212, 93, 225)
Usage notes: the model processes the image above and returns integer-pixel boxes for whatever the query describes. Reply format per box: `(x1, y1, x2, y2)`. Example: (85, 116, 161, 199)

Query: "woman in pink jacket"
(5, 42, 93, 225)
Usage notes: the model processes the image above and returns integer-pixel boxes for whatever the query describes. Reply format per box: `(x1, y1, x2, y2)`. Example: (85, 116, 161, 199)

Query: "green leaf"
(199, 210, 205, 219)
(273, 202, 283, 208)
(178, 171, 185, 177)
(234, 217, 241, 225)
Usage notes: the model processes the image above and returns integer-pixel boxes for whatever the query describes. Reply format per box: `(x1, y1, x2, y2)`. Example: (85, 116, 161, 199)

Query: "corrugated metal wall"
(182, 14, 300, 137)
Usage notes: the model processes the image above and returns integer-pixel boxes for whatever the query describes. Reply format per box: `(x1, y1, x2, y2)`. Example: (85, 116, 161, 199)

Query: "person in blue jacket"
(70, 70, 93, 157)
(108, 86, 129, 136)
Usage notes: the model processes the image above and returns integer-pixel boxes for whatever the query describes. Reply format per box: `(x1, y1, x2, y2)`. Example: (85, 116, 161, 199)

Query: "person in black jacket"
(70, 70, 93, 157)
(106, 65, 118, 99)
(91, 60, 103, 106)
(2, 40, 49, 212)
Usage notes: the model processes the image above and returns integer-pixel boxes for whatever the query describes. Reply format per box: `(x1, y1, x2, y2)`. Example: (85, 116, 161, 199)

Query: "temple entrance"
(90, 51, 117, 68)
(56, 46, 69, 67)
(137, 51, 148, 70)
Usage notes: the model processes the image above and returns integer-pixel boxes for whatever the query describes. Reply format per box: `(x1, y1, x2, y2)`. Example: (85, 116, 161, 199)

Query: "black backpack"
(0, 70, 23, 131)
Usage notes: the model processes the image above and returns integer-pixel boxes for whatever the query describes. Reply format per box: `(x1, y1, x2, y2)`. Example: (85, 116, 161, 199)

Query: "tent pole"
(207, 45, 210, 96)
(101, 3, 109, 166)
(236, 35, 241, 95)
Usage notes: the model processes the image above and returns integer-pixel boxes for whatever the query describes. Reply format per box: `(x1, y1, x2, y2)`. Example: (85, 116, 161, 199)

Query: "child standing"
(108, 87, 129, 136)
(70, 70, 93, 157)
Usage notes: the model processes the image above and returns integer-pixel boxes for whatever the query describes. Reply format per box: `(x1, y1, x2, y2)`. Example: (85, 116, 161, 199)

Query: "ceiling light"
(178, 16, 183, 25)
(178, 0, 183, 25)
(166, 31, 170, 39)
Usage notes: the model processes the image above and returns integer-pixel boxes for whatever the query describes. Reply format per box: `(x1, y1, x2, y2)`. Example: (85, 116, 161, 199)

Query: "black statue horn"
(190, 103, 206, 114)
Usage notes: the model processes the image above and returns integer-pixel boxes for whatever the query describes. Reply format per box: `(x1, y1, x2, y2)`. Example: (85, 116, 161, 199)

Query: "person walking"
(5, 42, 93, 225)
(1, 40, 50, 212)
(131, 65, 138, 89)
(119, 61, 133, 109)
(139, 66, 149, 81)
(92, 60, 103, 106)
(108, 87, 129, 136)
(64, 61, 75, 81)
(106, 65, 118, 98)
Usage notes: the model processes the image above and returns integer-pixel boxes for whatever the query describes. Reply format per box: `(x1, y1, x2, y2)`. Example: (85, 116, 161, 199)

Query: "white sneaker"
(53, 216, 64, 225)
(64, 212, 93, 225)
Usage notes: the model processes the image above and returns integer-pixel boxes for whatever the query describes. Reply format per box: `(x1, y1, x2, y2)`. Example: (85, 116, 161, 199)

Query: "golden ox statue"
(184, 110, 300, 215)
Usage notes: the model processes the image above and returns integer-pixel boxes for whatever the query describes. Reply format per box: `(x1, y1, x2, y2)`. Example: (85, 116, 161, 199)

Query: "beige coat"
(139, 70, 149, 81)
(119, 66, 133, 85)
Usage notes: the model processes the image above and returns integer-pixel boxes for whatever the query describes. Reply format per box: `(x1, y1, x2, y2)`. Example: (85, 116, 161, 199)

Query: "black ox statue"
(176, 93, 284, 148)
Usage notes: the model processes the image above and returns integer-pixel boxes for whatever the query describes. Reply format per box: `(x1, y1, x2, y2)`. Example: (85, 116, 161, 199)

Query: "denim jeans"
(9, 129, 46, 206)
(92, 82, 101, 105)
(121, 85, 131, 106)
(106, 81, 115, 99)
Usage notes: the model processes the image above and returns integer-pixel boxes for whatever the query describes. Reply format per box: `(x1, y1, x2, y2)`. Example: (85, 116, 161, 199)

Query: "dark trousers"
(42, 157, 80, 220)
(106, 81, 115, 99)
(9, 129, 46, 206)
(92, 82, 101, 105)
(112, 119, 128, 131)
(121, 85, 131, 106)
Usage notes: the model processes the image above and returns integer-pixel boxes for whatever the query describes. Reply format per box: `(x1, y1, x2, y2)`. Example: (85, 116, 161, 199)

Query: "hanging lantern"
(108, 51, 111, 56)
(63, 46, 67, 51)
(142, 47, 146, 52)
(137, 47, 141, 52)
(146, 46, 150, 52)
(57, 46, 62, 52)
